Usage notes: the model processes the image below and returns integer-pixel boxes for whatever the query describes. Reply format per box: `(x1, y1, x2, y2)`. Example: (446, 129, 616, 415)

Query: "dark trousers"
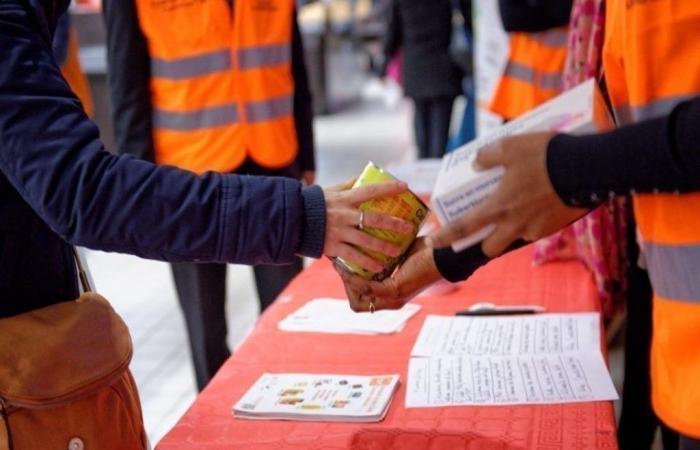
(171, 258, 303, 391)
(172, 157, 304, 390)
(618, 206, 679, 450)
(413, 96, 455, 159)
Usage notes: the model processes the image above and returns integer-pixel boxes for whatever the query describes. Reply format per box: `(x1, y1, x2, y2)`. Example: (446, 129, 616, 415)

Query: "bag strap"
(597, 69, 618, 127)
(0, 396, 13, 450)
(72, 247, 94, 293)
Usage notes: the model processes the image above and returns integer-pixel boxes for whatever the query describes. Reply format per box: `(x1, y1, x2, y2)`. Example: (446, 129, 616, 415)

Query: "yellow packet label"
(337, 162, 430, 280)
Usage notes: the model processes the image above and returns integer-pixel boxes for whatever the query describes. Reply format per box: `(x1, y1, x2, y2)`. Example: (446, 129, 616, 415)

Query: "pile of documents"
(405, 313, 618, 407)
(233, 373, 400, 422)
(278, 298, 421, 335)
(431, 78, 615, 251)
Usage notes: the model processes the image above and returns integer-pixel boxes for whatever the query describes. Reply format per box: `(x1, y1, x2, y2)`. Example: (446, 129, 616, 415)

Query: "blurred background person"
(377, 0, 467, 159)
(104, 0, 316, 391)
(489, 0, 570, 121)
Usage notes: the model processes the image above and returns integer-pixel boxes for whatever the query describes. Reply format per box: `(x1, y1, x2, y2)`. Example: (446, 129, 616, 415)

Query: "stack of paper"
(233, 373, 400, 422)
(385, 158, 442, 195)
(431, 79, 615, 251)
(406, 313, 618, 407)
(278, 298, 421, 335)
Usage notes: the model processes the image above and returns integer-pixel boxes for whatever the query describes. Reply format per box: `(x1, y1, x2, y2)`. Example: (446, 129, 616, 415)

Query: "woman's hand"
(323, 179, 414, 273)
(428, 132, 588, 257)
(334, 238, 443, 312)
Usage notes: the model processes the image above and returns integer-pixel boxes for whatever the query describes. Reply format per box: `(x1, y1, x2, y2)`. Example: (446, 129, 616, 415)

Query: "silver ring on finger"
(357, 210, 365, 231)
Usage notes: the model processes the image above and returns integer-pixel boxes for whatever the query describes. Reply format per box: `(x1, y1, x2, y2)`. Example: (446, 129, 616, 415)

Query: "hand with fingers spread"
(427, 132, 589, 257)
(323, 179, 415, 274)
(334, 238, 443, 313)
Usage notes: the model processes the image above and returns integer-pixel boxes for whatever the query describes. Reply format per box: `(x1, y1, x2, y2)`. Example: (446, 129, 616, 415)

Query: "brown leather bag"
(0, 252, 147, 450)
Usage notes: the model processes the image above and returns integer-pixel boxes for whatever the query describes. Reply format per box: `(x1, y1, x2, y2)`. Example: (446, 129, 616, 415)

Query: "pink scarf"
(533, 0, 628, 320)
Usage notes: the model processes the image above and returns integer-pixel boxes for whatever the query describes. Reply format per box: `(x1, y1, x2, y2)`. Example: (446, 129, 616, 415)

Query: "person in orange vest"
(489, 0, 572, 121)
(424, 2, 700, 447)
(104, 0, 318, 391)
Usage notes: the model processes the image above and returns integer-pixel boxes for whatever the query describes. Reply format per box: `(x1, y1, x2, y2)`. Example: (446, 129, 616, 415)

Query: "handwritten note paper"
(406, 314, 618, 407)
(411, 313, 601, 357)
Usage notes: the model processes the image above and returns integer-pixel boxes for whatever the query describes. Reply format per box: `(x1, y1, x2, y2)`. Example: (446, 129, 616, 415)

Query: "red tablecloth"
(156, 246, 617, 449)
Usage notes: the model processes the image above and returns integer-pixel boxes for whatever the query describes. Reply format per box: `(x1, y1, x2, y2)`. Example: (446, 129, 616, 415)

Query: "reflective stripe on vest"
(502, 62, 562, 91)
(613, 94, 696, 126)
(238, 43, 291, 70)
(644, 242, 700, 302)
(151, 44, 292, 80)
(603, 0, 700, 436)
(151, 50, 231, 80)
(134, 0, 298, 174)
(153, 95, 293, 131)
(529, 28, 568, 48)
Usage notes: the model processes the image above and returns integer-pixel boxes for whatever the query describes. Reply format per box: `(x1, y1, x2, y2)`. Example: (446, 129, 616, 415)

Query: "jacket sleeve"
(291, 11, 316, 173)
(0, 3, 326, 264)
(433, 240, 526, 282)
(547, 97, 700, 208)
(52, 11, 69, 65)
(103, 0, 155, 161)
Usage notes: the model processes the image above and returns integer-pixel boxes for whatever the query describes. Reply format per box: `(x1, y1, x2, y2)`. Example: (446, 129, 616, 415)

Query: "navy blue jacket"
(0, 0, 326, 318)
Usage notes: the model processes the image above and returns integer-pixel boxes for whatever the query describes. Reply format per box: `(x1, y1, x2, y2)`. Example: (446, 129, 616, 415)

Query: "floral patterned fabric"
(532, 0, 628, 320)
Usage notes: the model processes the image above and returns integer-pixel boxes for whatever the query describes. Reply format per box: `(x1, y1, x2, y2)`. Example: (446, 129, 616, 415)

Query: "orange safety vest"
(604, 0, 700, 437)
(489, 27, 568, 120)
(134, 0, 298, 174)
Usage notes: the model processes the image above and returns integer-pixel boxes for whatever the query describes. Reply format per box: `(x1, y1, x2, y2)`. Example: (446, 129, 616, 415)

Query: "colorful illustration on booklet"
(370, 376, 394, 386)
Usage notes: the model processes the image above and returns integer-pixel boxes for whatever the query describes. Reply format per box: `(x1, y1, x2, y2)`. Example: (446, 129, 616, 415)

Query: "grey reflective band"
(612, 105, 633, 126)
(151, 44, 291, 78)
(503, 62, 562, 91)
(614, 94, 695, 125)
(245, 95, 293, 123)
(531, 29, 568, 48)
(154, 97, 292, 130)
(538, 72, 563, 90)
(153, 104, 239, 131)
(237, 44, 291, 70)
(644, 242, 700, 303)
(151, 50, 231, 80)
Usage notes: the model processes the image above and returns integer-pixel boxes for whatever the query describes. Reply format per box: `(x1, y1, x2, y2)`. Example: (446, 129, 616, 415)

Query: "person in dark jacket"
(497, 0, 572, 32)
(378, 0, 466, 159)
(103, 0, 318, 391)
(0, 1, 413, 330)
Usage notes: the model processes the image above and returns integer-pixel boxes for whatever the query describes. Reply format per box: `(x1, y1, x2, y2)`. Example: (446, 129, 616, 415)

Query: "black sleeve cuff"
(298, 185, 326, 258)
(434, 240, 527, 282)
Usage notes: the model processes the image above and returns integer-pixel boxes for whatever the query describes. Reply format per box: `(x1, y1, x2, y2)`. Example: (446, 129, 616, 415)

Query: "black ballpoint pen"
(455, 302, 546, 316)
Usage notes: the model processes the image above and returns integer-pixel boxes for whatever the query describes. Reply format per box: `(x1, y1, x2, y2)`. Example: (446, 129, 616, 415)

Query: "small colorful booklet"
(233, 373, 400, 422)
